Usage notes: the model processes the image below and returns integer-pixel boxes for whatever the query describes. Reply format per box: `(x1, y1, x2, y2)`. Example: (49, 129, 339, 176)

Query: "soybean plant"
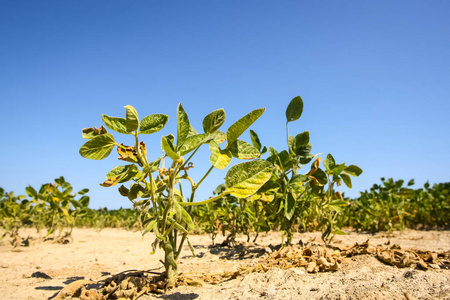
(79, 104, 272, 287)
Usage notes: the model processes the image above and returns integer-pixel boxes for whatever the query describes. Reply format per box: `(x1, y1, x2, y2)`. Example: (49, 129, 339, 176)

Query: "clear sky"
(1, 1, 449, 209)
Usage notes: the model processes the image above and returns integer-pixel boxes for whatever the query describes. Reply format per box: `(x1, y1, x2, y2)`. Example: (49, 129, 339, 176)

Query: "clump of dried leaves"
(55, 240, 450, 300)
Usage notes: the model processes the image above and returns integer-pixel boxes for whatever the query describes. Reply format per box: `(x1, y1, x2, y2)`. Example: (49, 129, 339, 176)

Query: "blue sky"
(1, 1, 449, 209)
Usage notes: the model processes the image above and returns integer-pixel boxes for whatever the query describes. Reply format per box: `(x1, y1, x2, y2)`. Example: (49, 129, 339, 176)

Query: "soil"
(1, 228, 449, 300)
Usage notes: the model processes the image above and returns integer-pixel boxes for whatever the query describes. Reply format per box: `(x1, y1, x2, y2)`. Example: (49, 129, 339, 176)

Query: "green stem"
(195, 165, 215, 189)
(179, 191, 230, 206)
(180, 145, 201, 170)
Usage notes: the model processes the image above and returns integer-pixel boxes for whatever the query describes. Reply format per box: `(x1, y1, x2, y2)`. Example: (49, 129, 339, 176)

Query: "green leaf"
(179, 133, 208, 156)
(229, 140, 260, 160)
(127, 183, 145, 200)
(345, 165, 363, 177)
(249, 130, 262, 151)
(139, 114, 169, 134)
(407, 179, 415, 186)
(177, 103, 190, 146)
(295, 143, 312, 157)
(330, 163, 347, 176)
(102, 114, 128, 134)
(79, 133, 115, 160)
(78, 188, 89, 195)
(341, 173, 352, 188)
(268, 147, 278, 157)
(225, 160, 273, 198)
(25, 186, 38, 199)
(310, 168, 328, 185)
(226, 108, 265, 148)
(294, 131, 309, 149)
(323, 154, 336, 172)
(203, 109, 226, 133)
(285, 192, 296, 220)
(124, 105, 139, 132)
(211, 130, 227, 144)
(286, 96, 303, 122)
(161, 135, 180, 160)
(209, 140, 232, 170)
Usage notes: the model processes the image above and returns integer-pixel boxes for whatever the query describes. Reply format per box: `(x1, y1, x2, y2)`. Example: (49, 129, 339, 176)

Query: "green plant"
(0, 188, 31, 246)
(249, 96, 362, 244)
(26, 177, 90, 241)
(79, 104, 272, 286)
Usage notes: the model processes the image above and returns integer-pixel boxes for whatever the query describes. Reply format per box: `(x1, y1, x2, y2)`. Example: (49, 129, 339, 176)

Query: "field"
(1, 228, 449, 300)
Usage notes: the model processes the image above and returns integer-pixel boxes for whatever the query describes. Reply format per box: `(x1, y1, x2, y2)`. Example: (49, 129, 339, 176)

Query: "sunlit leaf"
(341, 173, 352, 188)
(102, 114, 128, 134)
(229, 140, 260, 160)
(323, 154, 336, 171)
(345, 165, 363, 177)
(176, 103, 191, 147)
(209, 140, 232, 170)
(179, 133, 208, 156)
(226, 108, 265, 148)
(124, 105, 139, 132)
(286, 96, 303, 122)
(203, 109, 226, 133)
(249, 130, 262, 151)
(161, 135, 180, 160)
(79, 133, 115, 160)
(225, 160, 273, 198)
(139, 114, 169, 134)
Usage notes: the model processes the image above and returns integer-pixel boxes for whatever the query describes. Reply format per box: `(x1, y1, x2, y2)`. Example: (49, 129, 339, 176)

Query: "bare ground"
(0, 228, 449, 300)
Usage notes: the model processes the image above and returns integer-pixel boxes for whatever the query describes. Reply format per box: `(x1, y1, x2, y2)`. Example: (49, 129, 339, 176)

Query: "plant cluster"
(0, 177, 90, 245)
(78, 95, 363, 286)
(344, 178, 450, 231)
(75, 207, 140, 230)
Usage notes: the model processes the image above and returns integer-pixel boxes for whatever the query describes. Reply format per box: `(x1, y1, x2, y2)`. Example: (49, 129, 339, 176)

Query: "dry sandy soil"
(1, 228, 449, 300)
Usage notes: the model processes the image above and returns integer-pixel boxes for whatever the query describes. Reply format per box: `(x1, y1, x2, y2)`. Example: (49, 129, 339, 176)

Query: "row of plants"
(0, 177, 90, 245)
(3, 177, 447, 245)
(192, 178, 450, 247)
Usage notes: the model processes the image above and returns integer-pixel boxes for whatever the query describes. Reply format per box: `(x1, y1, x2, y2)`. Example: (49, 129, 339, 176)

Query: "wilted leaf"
(101, 165, 139, 187)
(82, 125, 108, 139)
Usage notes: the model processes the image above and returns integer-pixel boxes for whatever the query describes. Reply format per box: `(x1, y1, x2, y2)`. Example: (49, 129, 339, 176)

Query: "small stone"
(265, 247, 273, 254)
(292, 268, 305, 275)
(262, 289, 277, 299)
(403, 270, 414, 278)
(429, 263, 440, 269)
